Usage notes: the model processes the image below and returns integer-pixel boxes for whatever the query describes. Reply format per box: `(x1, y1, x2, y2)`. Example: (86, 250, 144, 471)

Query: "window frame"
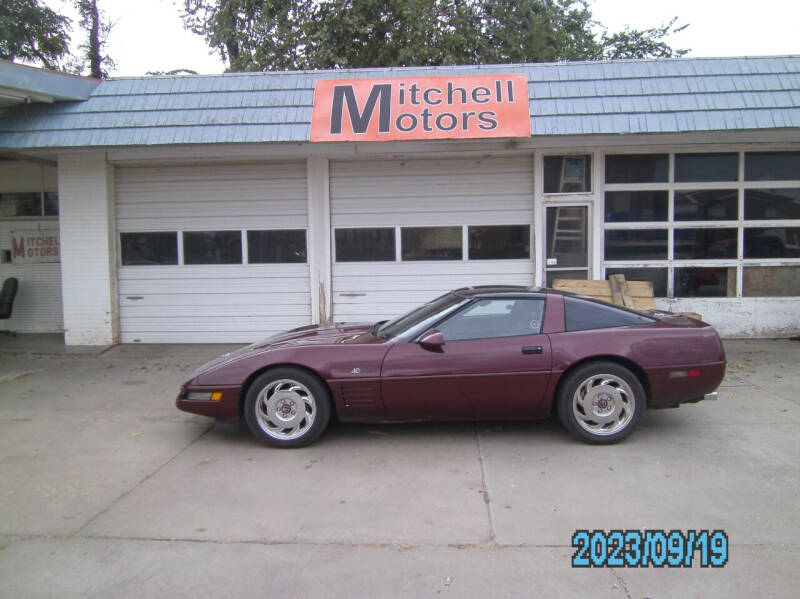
(601, 150, 800, 298)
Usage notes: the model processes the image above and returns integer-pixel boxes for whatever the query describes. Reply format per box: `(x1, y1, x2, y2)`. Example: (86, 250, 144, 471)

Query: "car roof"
(452, 286, 548, 298)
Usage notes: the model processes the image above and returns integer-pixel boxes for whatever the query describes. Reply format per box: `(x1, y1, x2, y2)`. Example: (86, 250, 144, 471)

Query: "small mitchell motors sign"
(10, 230, 60, 263)
(311, 74, 531, 142)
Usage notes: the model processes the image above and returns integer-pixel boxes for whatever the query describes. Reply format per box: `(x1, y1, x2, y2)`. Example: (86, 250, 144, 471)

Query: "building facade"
(1, 57, 799, 344)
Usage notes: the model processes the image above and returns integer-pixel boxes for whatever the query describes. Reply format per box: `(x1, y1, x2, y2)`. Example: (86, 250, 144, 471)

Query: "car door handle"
(521, 346, 543, 355)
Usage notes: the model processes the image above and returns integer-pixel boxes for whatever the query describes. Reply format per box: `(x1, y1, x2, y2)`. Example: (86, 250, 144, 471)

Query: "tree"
(73, 0, 115, 78)
(0, 0, 71, 69)
(181, 0, 688, 72)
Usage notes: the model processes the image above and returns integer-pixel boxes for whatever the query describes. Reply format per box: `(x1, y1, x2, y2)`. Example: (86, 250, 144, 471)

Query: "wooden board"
(552, 278, 656, 311)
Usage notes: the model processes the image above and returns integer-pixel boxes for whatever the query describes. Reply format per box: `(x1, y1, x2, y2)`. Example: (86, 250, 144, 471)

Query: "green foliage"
(182, 0, 689, 72)
(600, 17, 688, 60)
(0, 0, 71, 69)
(73, 0, 115, 78)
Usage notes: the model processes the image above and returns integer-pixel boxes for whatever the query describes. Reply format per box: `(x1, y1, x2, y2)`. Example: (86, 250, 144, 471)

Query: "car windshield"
(376, 292, 466, 339)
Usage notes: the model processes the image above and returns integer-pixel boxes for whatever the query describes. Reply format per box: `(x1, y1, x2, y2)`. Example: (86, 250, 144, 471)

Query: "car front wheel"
(244, 367, 331, 448)
(556, 361, 645, 444)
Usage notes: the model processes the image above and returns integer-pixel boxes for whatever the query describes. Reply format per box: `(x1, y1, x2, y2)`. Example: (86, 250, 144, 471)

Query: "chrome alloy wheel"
(572, 373, 635, 436)
(254, 379, 317, 441)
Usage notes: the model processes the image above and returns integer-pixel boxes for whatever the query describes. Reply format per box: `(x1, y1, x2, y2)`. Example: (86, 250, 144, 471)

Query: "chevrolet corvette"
(176, 286, 725, 447)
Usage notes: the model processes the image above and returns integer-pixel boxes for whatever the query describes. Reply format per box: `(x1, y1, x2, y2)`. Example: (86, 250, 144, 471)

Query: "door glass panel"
(546, 206, 588, 268)
(438, 299, 545, 341)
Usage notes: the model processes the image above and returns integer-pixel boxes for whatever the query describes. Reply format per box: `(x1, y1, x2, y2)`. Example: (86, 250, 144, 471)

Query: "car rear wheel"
(244, 367, 331, 448)
(556, 361, 645, 444)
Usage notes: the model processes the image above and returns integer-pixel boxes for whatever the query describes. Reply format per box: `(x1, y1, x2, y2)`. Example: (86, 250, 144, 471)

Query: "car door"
(380, 297, 552, 420)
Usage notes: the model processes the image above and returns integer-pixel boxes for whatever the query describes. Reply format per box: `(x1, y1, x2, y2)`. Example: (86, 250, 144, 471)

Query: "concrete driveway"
(0, 339, 798, 598)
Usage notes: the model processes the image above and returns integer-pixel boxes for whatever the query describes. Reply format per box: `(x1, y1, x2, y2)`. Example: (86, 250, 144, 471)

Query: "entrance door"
(544, 205, 590, 286)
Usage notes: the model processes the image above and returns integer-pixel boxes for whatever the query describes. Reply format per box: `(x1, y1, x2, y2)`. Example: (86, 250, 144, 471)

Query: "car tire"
(556, 361, 645, 444)
(244, 367, 331, 448)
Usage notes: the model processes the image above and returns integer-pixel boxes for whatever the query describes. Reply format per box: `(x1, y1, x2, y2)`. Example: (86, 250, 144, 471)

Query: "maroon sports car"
(176, 286, 725, 447)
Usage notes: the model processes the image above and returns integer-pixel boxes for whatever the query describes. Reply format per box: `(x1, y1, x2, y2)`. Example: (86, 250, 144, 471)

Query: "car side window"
(564, 296, 656, 332)
(438, 298, 544, 341)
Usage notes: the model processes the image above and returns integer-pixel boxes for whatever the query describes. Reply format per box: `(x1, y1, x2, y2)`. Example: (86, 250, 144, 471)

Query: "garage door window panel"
(401, 226, 462, 261)
(674, 228, 738, 260)
(674, 267, 736, 298)
(744, 189, 800, 220)
(0, 192, 43, 217)
(248, 230, 307, 264)
(120, 232, 178, 266)
(438, 299, 544, 341)
(675, 153, 738, 182)
(744, 227, 800, 258)
(183, 231, 242, 265)
(335, 228, 395, 262)
(603, 151, 800, 298)
(605, 191, 668, 223)
(675, 190, 738, 221)
(605, 268, 667, 297)
(468, 225, 530, 260)
(605, 154, 669, 184)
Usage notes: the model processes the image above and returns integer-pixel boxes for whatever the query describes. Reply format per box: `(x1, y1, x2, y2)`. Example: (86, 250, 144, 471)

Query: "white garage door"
(330, 156, 535, 323)
(116, 162, 311, 343)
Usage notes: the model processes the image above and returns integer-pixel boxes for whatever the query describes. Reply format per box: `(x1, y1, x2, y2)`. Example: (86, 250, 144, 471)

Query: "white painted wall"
(58, 152, 118, 345)
(657, 297, 800, 339)
(0, 161, 63, 334)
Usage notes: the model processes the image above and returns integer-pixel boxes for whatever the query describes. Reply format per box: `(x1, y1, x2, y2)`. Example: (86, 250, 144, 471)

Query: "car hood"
(190, 323, 380, 378)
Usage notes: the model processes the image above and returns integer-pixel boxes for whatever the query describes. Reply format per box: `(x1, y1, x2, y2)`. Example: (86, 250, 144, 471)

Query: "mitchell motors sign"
(10, 229, 60, 263)
(310, 74, 530, 142)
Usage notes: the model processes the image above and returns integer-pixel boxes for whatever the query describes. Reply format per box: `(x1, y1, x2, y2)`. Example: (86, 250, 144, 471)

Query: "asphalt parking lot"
(0, 338, 798, 598)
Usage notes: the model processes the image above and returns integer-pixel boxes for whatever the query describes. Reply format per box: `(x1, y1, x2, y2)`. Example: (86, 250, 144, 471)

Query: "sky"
(43, 0, 800, 77)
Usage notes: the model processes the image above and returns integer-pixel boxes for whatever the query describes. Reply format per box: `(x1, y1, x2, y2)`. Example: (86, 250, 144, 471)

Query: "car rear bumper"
(647, 361, 726, 408)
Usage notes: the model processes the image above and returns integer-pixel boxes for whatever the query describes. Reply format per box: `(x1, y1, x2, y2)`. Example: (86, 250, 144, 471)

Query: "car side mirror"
(419, 330, 445, 351)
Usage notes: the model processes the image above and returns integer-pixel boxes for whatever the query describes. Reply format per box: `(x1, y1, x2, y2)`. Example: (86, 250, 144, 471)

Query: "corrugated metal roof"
(0, 56, 798, 149)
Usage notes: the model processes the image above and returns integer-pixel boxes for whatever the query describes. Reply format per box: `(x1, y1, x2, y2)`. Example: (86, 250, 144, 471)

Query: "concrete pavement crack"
(609, 568, 632, 599)
(474, 424, 496, 545)
(72, 423, 213, 536)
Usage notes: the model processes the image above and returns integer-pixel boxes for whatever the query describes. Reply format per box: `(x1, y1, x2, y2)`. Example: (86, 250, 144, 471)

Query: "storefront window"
(183, 231, 242, 264)
(603, 151, 800, 298)
(120, 232, 178, 266)
(248, 230, 306, 263)
(401, 226, 462, 261)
